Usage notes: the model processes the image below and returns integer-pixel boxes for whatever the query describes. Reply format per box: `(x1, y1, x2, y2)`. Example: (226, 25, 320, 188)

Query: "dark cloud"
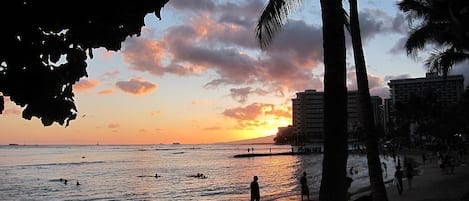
(355, 9, 409, 43)
(168, 0, 216, 12)
(230, 87, 269, 103)
(115, 78, 158, 95)
(391, 13, 408, 34)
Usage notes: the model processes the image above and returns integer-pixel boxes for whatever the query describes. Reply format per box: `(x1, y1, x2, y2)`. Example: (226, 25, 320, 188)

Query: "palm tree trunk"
(319, 0, 348, 201)
(349, 0, 388, 200)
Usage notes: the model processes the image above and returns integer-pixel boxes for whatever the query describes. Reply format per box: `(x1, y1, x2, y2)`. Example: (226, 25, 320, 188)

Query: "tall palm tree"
(348, 0, 388, 200)
(256, 0, 348, 200)
(398, 0, 469, 76)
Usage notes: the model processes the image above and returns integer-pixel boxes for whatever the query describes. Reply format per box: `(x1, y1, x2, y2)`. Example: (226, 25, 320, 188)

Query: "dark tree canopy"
(0, 0, 169, 126)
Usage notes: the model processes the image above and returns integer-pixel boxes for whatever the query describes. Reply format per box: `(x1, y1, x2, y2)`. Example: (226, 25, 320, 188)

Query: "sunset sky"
(1, 0, 468, 145)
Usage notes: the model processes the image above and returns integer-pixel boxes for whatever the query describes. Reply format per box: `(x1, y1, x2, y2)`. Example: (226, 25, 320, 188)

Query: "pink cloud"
(74, 79, 99, 92)
(222, 103, 289, 121)
(2, 108, 21, 115)
(122, 35, 167, 76)
(115, 78, 158, 95)
(121, 9, 324, 100)
(97, 89, 115, 95)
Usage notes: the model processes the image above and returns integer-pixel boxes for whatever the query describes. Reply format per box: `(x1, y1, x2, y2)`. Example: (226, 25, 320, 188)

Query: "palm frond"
(405, 22, 443, 56)
(256, 0, 302, 50)
(425, 46, 469, 77)
(397, 0, 432, 24)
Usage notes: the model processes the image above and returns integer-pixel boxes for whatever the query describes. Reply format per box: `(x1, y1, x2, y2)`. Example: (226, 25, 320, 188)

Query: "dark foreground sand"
(282, 149, 469, 201)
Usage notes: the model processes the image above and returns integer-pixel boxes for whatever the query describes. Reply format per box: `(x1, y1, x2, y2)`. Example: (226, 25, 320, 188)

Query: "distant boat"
(9, 144, 19, 146)
(172, 142, 180, 145)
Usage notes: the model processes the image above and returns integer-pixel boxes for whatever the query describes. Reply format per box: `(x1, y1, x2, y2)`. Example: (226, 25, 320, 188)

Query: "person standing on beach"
(394, 166, 403, 195)
(250, 176, 260, 201)
(300, 172, 310, 201)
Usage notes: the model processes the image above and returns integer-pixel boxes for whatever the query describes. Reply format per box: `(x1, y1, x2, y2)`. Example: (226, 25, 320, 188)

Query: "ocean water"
(0, 144, 396, 200)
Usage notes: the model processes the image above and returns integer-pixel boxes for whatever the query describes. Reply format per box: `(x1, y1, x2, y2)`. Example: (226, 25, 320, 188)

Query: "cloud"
(115, 78, 158, 95)
(191, 100, 212, 106)
(222, 103, 290, 121)
(168, 0, 216, 12)
(121, 2, 325, 101)
(101, 70, 120, 81)
(97, 89, 114, 95)
(2, 108, 21, 115)
(73, 79, 99, 92)
(122, 34, 168, 76)
(230, 87, 268, 103)
(108, 123, 120, 129)
(346, 69, 390, 99)
(389, 36, 408, 54)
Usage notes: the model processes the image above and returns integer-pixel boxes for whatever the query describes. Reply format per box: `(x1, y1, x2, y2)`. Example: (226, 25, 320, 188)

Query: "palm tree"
(348, 0, 388, 200)
(398, 0, 469, 76)
(256, 1, 348, 200)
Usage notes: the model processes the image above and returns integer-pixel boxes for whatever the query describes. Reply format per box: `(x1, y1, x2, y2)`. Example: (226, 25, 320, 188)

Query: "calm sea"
(0, 144, 395, 200)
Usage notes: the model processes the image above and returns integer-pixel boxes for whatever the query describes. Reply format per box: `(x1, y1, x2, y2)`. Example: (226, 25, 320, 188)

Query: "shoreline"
(277, 148, 469, 201)
(351, 148, 469, 201)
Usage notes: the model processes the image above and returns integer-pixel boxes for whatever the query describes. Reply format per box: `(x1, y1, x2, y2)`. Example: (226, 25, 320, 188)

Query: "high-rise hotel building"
(292, 89, 382, 142)
(388, 73, 464, 106)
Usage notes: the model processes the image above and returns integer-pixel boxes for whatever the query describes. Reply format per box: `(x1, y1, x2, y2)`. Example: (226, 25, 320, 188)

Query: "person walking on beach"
(394, 165, 403, 195)
(250, 176, 260, 201)
(300, 172, 310, 201)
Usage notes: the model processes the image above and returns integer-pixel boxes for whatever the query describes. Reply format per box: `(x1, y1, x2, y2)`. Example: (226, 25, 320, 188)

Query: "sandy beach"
(380, 151, 469, 201)
(282, 148, 469, 201)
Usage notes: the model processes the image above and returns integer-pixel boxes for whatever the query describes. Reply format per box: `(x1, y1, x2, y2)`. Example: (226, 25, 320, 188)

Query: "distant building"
(388, 73, 464, 106)
(291, 89, 383, 143)
(387, 73, 465, 144)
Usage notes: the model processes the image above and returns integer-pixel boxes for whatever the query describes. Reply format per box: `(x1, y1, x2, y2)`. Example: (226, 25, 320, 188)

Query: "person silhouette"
(250, 176, 260, 201)
(300, 172, 310, 201)
(394, 165, 403, 195)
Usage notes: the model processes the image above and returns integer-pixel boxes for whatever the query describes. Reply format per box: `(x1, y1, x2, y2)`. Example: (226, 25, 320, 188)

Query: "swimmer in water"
(64, 179, 68, 185)
(76, 181, 81, 186)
